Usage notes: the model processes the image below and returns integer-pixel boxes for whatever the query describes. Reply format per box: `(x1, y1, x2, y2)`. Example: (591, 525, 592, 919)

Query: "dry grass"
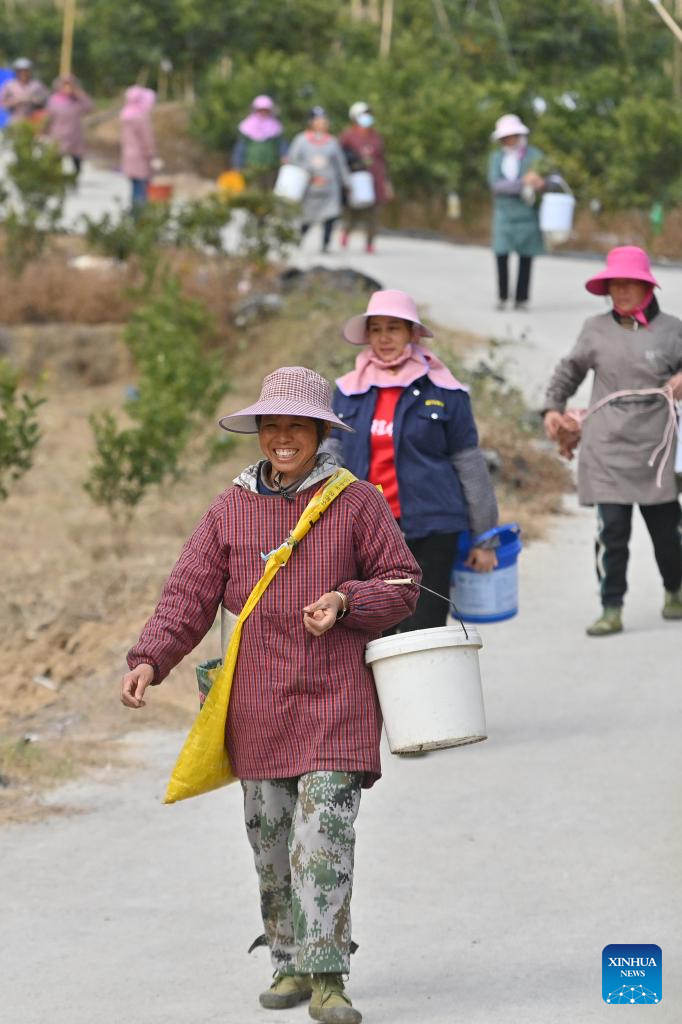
(0, 256, 132, 325)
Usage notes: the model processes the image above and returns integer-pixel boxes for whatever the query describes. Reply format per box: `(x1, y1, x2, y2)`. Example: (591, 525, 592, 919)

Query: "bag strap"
(230, 467, 357, 635)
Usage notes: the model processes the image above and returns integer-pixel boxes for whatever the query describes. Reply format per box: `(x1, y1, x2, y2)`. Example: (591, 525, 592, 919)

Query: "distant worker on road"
(119, 85, 157, 211)
(287, 106, 350, 254)
(45, 75, 94, 181)
(339, 101, 392, 254)
(488, 113, 545, 311)
(0, 58, 48, 122)
(231, 94, 287, 191)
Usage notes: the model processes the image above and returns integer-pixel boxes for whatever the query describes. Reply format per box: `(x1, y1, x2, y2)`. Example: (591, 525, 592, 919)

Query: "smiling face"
(258, 415, 320, 485)
(607, 278, 650, 314)
(366, 315, 413, 362)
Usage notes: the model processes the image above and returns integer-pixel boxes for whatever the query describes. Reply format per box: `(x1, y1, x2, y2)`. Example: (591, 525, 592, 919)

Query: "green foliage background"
(3, 0, 682, 209)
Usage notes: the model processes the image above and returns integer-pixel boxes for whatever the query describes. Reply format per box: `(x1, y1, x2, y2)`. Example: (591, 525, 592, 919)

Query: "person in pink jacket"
(45, 75, 94, 181)
(119, 85, 157, 210)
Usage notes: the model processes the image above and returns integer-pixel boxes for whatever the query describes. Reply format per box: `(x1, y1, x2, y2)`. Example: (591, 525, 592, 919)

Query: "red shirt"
(368, 387, 401, 518)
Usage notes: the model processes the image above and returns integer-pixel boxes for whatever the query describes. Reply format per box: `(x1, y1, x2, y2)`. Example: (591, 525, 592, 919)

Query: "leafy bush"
(228, 191, 298, 266)
(85, 275, 228, 522)
(0, 123, 74, 274)
(0, 360, 44, 500)
(83, 191, 294, 270)
(82, 204, 173, 263)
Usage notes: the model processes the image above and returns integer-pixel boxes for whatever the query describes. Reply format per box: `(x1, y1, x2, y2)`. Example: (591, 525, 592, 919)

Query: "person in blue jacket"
(325, 289, 499, 631)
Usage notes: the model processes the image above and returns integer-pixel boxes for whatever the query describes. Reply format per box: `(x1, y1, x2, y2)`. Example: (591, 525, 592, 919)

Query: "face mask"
(357, 113, 374, 128)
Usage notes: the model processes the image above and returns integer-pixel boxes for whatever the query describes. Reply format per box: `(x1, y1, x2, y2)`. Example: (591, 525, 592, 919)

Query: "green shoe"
(586, 606, 623, 637)
(309, 973, 362, 1023)
(662, 589, 682, 620)
(259, 972, 312, 1009)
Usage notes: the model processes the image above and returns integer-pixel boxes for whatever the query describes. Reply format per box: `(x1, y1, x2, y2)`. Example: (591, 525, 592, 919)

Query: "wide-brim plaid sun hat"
(218, 366, 354, 433)
(342, 289, 434, 345)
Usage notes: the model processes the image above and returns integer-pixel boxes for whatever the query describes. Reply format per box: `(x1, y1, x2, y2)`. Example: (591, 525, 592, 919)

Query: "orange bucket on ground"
(148, 182, 173, 203)
(217, 170, 246, 195)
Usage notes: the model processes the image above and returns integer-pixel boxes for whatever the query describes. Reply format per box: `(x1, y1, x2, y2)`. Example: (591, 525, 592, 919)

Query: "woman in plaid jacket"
(122, 366, 420, 1023)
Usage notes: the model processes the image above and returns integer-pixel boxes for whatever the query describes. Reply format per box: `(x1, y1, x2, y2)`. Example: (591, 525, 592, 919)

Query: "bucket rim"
(365, 624, 481, 664)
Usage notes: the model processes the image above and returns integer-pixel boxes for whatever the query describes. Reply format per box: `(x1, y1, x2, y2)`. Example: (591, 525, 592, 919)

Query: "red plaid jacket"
(127, 478, 421, 787)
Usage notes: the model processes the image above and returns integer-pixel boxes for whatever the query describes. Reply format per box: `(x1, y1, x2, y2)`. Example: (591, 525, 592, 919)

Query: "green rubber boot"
(586, 606, 623, 637)
(259, 972, 312, 1009)
(309, 973, 362, 1023)
(662, 589, 682, 620)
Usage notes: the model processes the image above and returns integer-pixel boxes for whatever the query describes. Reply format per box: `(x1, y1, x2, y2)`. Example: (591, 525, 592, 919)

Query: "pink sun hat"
(219, 366, 353, 434)
(252, 94, 275, 111)
(492, 113, 529, 141)
(342, 289, 434, 346)
(585, 246, 659, 296)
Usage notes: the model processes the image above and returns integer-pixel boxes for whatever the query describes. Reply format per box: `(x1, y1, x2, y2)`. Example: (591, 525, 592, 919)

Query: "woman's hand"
(666, 372, 682, 400)
(543, 410, 564, 440)
(302, 592, 344, 636)
(523, 170, 545, 190)
(464, 547, 498, 573)
(121, 663, 155, 708)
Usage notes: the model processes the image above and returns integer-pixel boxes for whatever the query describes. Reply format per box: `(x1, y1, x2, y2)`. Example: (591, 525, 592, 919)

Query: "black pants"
(595, 502, 682, 607)
(496, 254, 532, 303)
(394, 531, 459, 632)
(301, 218, 336, 251)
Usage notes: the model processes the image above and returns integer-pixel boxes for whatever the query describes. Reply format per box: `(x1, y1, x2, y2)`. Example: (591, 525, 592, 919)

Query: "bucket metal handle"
(385, 578, 469, 639)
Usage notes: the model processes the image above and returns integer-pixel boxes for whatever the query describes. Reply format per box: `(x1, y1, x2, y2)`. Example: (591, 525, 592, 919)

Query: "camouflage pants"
(242, 771, 362, 974)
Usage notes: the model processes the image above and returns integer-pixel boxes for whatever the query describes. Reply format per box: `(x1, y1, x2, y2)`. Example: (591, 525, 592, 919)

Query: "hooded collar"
(234, 451, 339, 495)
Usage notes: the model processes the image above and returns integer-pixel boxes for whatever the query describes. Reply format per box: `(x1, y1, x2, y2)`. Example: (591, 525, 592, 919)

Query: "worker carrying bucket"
(121, 365, 423, 1022)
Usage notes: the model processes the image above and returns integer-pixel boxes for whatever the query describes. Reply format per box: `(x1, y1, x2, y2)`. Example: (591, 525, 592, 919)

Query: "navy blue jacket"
(331, 377, 478, 539)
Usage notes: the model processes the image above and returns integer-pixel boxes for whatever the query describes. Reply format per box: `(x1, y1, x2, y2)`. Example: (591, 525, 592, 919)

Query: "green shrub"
(0, 123, 73, 274)
(84, 275, 228, 523)
(0, 360, 44, 501)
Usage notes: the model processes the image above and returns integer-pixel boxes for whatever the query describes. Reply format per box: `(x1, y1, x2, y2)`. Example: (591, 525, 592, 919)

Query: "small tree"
(0, 360, 44, 500)
(0, 122, 74, 275)
(229, 191, 298, 267)
(85, 275, 228, 525)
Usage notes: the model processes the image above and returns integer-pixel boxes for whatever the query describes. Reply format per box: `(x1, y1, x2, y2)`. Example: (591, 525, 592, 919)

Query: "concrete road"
(1, 220, 681, 1023)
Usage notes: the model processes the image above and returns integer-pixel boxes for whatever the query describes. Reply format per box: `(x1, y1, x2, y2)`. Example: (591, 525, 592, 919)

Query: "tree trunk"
(380, 0, 395, 58)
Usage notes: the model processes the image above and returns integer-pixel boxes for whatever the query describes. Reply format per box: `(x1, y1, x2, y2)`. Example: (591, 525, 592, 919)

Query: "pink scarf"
(336, 343, 466, 396)
(613, 286, 654, 326)
(238, 112, 283, 142)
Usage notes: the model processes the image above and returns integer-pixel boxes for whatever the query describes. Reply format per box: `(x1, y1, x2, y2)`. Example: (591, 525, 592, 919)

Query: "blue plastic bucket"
(449, 524, 522, 623)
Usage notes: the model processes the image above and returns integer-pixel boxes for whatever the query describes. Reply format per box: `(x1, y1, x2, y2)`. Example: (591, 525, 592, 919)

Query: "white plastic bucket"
(539, 192, 575, 233)
(349, 170, 375, 208)
(273, 164, 310, 203)
(365, 626, 486, 754)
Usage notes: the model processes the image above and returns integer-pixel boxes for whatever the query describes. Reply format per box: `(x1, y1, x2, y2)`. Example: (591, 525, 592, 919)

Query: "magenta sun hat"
(342, 289, 434, 346)
(585, 246, 659, 296)
(492, 113, 529, 141)
(219, 366, 353, 434)
(252, 94, 275, 111)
